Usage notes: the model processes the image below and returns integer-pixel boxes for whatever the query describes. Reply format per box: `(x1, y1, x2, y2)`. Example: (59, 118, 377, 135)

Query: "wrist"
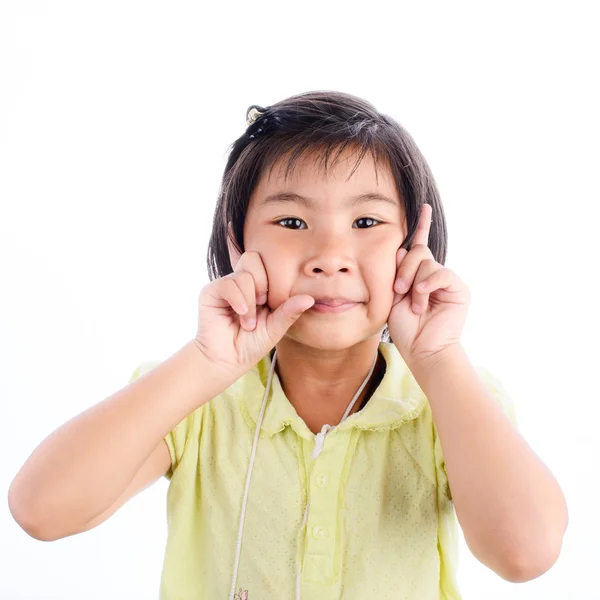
(406, 344, 466, 380)
(184, 340, 238, 403)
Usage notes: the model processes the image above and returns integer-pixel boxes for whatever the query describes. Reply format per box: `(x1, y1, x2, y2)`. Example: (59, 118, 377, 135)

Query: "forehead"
(249, 145, 400, 207)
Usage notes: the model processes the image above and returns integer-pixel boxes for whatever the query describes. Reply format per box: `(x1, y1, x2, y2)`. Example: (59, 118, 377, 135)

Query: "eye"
(354, 218, 381, 229)
(277, 218, 306, 230)
(276, 217, 382, 230)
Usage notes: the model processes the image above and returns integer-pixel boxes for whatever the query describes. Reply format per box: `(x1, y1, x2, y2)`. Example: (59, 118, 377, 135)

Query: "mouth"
(312, 296, 359, 306)
(310, 299, 362, 314)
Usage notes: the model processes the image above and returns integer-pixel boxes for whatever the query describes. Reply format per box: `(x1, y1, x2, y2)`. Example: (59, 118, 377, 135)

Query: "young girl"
(8, 91, 567, 600)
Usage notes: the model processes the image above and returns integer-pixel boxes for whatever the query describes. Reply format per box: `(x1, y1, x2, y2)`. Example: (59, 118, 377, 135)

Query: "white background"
(1, 1, 598, 598)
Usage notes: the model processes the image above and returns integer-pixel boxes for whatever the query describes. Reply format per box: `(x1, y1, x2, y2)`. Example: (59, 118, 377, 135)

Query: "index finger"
(411, 203, 433, 248)
(233, 250, 270, 302)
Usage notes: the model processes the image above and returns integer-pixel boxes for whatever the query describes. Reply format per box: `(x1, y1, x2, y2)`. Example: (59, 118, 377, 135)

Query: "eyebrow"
(258, 192, 399, 209)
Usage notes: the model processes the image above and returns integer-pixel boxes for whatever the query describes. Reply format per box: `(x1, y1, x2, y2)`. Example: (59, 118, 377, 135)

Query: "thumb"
(265, 295, 315, 344)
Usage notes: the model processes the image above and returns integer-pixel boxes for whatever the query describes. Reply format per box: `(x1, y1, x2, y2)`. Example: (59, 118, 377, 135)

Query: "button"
(312, 525, 328, 540)
(315, 472, 330, 488)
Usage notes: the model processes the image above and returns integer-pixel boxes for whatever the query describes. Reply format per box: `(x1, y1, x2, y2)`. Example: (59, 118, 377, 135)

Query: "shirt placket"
(301, 429, 352, 586)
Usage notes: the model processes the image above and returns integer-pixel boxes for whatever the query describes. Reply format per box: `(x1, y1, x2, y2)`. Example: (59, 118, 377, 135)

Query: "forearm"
(409, 346, 568, 581)
(8, 341, 231, 536)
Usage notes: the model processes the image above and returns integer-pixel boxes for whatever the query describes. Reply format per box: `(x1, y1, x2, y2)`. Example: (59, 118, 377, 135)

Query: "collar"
(239, 342, 427, 440)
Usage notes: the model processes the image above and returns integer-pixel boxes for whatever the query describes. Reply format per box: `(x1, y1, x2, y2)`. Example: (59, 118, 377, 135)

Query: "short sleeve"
(433, 365, 518, 501)
(128, 360, 196, 481)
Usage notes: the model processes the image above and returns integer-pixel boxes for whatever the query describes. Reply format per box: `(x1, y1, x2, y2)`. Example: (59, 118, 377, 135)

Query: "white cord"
(230, 348, 378, 600)
(229, 350, 278, 600)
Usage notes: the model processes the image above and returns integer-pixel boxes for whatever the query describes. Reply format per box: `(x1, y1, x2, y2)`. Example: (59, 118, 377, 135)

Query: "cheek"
(364, 247, 398, 284)
(363, 233, 402, 274)
(364, 263, 396, 307)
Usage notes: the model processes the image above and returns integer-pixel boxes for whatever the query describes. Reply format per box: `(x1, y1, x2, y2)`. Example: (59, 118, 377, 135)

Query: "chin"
(285, 318, 381, 351)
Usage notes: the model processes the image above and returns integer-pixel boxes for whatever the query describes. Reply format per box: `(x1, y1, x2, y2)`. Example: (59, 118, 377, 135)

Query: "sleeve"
(433, 365, 518, 502)
(128, 360, 196, 481)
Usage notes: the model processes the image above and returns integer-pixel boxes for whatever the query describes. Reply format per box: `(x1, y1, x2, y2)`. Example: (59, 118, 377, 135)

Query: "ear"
(227, 221, 242, 270)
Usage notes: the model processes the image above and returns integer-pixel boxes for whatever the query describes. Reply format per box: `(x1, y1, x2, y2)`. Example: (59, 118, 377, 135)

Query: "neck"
(272, 336, 384, 434)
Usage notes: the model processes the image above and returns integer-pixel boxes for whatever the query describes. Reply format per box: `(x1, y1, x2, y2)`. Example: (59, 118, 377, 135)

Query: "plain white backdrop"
(1, 1, 598, 598)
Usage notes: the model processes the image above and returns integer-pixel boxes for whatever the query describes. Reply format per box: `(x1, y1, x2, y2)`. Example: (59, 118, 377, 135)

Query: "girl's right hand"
(193, 251, 315, 379)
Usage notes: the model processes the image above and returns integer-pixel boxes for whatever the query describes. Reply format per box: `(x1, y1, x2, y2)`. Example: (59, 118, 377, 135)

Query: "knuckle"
(247, 274, 260, 291)
(237, 269, 252, 279)
(223, 279, 244, 303)
(243, 250, 268, 276)
(222, 272, 236, 284)
(239, 250, 262, 268)
(223, 277, 238, 293)
(237, 273, 258, 297)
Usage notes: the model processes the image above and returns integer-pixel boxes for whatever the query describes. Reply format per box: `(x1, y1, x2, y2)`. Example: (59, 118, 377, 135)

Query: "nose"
(302, 231, 354, 277)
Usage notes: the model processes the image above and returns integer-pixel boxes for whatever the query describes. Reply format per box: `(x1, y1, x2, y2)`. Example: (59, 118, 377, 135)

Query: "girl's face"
(238, 147, 408, 350)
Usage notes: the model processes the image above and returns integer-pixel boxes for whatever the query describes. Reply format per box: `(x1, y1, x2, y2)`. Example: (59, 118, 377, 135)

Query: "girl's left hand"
(388, 203, 471, 370)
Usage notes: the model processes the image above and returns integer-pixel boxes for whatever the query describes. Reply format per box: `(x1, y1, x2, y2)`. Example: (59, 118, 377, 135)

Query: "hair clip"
(246, 105, 266, 126)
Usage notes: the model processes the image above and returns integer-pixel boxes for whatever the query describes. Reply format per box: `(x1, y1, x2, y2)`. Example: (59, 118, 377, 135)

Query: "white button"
(312, 525, 328, 540)
(315, 472, 330, 488)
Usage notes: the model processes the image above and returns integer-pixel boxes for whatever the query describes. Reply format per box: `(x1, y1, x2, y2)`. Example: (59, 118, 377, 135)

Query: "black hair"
(207, 90, 448, 343)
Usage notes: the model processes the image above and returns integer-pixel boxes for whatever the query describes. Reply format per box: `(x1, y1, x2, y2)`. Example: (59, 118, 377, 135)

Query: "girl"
(8, 91, 568, 600)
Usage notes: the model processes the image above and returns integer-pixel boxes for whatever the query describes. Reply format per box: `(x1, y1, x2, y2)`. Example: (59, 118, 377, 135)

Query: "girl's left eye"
(276, 217, 382, 230)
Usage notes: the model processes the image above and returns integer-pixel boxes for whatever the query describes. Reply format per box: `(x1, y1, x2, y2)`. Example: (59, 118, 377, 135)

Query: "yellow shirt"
(129, 342, 517, 600)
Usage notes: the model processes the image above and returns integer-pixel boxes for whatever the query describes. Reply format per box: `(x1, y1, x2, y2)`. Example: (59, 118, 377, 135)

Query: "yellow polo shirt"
(129, 342, 517, 600)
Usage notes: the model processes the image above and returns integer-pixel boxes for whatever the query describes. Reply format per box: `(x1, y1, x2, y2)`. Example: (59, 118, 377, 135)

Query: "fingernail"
(394, 278, 405, 292)
(246, 318, 256, 329)
(257, 294, 267, 305)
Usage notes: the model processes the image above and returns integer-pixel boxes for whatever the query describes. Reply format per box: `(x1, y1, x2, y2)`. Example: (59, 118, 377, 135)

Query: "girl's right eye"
(276, 218, 306, 230)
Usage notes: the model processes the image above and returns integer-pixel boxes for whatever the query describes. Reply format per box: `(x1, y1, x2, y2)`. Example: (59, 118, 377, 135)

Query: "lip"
(310, 301, 360, 314)
(312, 297, 357, 307)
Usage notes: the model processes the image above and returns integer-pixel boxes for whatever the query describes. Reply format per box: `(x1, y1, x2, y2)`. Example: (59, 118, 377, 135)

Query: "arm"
(8, 341, 232, 541)
(409, 345, 568, 582)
